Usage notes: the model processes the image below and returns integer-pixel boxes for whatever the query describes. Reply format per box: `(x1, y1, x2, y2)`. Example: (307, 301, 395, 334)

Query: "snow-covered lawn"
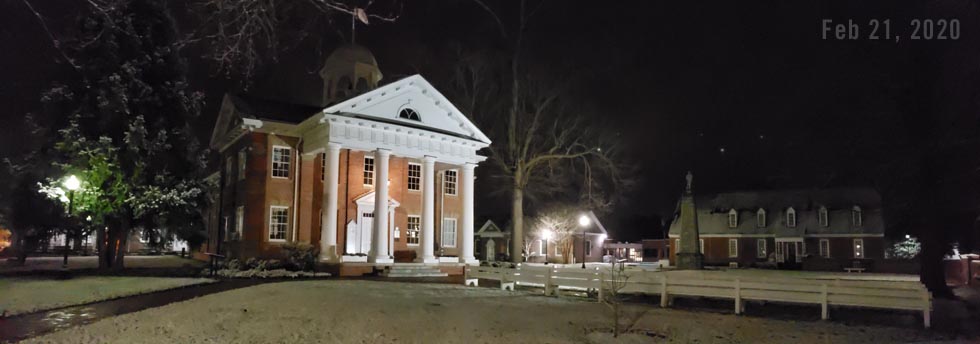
(24, 280, 950, 343)
(1, 256, 204, 273)
(0, 276, 214, 316)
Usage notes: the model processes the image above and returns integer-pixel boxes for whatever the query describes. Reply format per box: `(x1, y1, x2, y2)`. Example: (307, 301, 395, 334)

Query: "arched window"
(818, 206, 829, 227)
(355, 78, 369, 93)
(727, 209, 738, 228)
(336, 76, 353, 99)
(398, 107, 421, 121)
(851, 205, 862, 227)
(786, 207, 797, 228)
(756, 208, 766, 227)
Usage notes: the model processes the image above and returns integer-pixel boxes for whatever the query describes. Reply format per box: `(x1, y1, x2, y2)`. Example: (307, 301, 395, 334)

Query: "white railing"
(464, 265, 933, 328)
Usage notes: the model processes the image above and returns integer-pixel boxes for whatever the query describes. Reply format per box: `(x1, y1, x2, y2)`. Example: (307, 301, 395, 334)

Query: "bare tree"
(459, 0, 630, 263)
(535, 205, 580, 264)
(194, 0, 401, 80)
(601, 260, 630, 337)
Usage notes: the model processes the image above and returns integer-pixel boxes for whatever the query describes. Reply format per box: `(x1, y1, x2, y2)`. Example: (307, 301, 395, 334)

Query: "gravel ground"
(0, 276, 214, 316)
(22, 280, 959, 344)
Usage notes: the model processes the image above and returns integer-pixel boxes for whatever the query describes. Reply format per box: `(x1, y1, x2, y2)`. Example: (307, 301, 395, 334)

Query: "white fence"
(465, 265, 933, 328)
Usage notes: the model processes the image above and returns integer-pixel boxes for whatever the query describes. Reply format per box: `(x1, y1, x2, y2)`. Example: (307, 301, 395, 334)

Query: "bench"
(844, 267, 865, 273)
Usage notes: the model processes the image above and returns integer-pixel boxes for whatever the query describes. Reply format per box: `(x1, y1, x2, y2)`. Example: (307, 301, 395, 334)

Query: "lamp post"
(62, 175, 80, 268)
(579, 214, 591, 268)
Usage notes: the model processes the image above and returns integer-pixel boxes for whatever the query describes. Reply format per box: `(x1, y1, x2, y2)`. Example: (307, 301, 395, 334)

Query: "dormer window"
(398, 108, 421, 121)
(756, 208, 766, 227)
(818, 206, 829, 227)
(727, 209, 738, 228)
(786, 207, 797, 227)
(851, 205, 862, 227)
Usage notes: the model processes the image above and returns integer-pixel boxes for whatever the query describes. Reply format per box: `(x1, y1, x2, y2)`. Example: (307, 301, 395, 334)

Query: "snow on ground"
(24, 280, 952, 344)
(0, 276, 214, 316)
(0, 256, 204, 273)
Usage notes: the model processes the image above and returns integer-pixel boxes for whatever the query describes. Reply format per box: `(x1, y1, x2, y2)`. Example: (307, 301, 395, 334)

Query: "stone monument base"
(676, 252, 703, 270)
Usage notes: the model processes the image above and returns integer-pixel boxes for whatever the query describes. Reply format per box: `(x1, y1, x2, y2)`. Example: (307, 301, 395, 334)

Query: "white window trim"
(786, 207, 797, 228)
(555, 242, 562, 256)
(320, 152, 326, 182)
(442, 217, 457, 248)
(444, 169, 458, 196)
(757, 209, 766, 227)
(728, 239, 738, 258)
(270, 145, 291, 179)
(407, 162, 421, 192)
(406, 215, 421, 246)
(728, 209, 738, 228)
(819, 239, 830, 258)
(818, 207, 829, 227)
(585, 240, 592, 256)
(699, 238, 704, 254)
(235, 206, 244, 239)
(363, 156, 375, 187)
(852, 206, 863, 227)
(756, 239, 766, 258)
(536, 239, 544, 256)
(268, 206, 289, 242)
(853, 238, 864, 258)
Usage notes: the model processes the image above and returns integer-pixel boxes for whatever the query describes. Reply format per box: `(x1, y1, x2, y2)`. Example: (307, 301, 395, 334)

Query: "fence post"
(734, 278, 742, 315)
(922, 289, 931, 328)
(545, 266, 554, 296)
(595, 267, 603, 303)
(660, 274, 669, 308)
(821, 283, 829, 320)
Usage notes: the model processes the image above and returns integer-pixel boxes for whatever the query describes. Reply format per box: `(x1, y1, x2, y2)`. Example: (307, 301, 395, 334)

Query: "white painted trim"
(756, 238, 767, 258)
(407, 162, 422, 192)
(853, 238, 865, 258)
(270, 145, 292, 179)
(806, 233, 883, 238)
(406, 215, 421, 246)
(268, 205, 289, 242)
(728, 239, 738, 258)
(668, 233, 883, 238)
(442, 217, 458, 248)
(362, 155, 375, 187)
(819, 239, 830, 258)
(443, 169, 458, 196)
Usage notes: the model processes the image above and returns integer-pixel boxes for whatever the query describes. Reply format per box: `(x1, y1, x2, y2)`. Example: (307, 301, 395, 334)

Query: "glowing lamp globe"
(64, 175, 81, 191)
(541, 229, 553, 240)
(578, 214, 591, 227)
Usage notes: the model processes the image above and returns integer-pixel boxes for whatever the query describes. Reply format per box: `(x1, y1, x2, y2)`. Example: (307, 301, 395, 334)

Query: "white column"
(370, 149, 393, 263)
(459, 162, 478, 265)
(420, 156, 438, 264)
(319, 142, 341, 261)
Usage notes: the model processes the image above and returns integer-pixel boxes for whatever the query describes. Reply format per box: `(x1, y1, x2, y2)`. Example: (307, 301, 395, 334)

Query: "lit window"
(271, 146, 291, 178)
(407, 163, 421, 191)
(728, 209, 738, 228)
(536, 239, 544, 256)
(238, 149, 247, 181)
(398, 107, 421, 121)
(444, 170, 458, 196)
(853, 238, 864, 258)
(756, 239, 767, 258)
(818, 206, 829, 227)
(786, 207, 797, 227)
(235, 206, 244, 239)
(442, 218, 457, 247)
(269, 206, 289, 241)
(820, 239, 830, 258)
(728, 239, 738, 258)
(407, 216, 420, 245)
(363, 156, 375, 186)
(757, 208, 766, 227)
(851, 206, 862, 227)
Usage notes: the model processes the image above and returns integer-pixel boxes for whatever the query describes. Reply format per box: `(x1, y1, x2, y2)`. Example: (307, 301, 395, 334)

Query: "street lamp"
(579, 214, 591, 268)
(62, 175, 80, 269)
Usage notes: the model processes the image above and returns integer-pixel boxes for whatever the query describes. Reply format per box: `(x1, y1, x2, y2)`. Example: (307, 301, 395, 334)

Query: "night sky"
(2, 0, 978, 242)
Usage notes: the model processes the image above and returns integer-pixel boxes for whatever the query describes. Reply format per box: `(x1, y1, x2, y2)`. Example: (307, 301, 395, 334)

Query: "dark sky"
(2, 0, 978, 242)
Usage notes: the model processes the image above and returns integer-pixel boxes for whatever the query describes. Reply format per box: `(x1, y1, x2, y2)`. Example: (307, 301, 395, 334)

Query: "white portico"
(310, 74, 491, 266)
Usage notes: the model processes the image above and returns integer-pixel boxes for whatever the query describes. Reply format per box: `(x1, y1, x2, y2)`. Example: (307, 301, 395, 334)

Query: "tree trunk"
(112, 217, 130, 271)
(511, 186, 524, 263)
(97, 225, 108, 270)
(920, 228, 952, 297)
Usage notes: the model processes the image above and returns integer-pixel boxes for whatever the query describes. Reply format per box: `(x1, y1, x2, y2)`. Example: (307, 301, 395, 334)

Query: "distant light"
(86, 216, 92, 222)
(597, 147, 602, 152)
(719, 147, 726, 154)
(905, 234, 911, 239)
(541, 229, 553, 240)
(578, 214, 591, 227)
(63, 175, 80, 191)
(759, 134, 765, 139)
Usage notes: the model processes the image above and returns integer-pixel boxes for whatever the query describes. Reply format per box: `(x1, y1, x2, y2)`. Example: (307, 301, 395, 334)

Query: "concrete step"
(381, 266, 447, 277)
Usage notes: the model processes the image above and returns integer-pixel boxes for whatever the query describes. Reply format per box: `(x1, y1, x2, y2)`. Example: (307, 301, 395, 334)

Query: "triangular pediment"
(323, 75, 491, 144)
(353, 191, 400, 207)
(210, 94, 247, 149)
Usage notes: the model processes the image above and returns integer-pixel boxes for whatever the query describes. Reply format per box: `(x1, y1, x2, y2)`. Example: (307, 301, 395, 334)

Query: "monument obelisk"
(676, 171, 703, 270)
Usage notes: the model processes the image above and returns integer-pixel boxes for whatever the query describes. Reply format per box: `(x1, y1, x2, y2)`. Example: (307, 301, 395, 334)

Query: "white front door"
(359, 212, 374, 255)
(486, 239, 495, 261)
